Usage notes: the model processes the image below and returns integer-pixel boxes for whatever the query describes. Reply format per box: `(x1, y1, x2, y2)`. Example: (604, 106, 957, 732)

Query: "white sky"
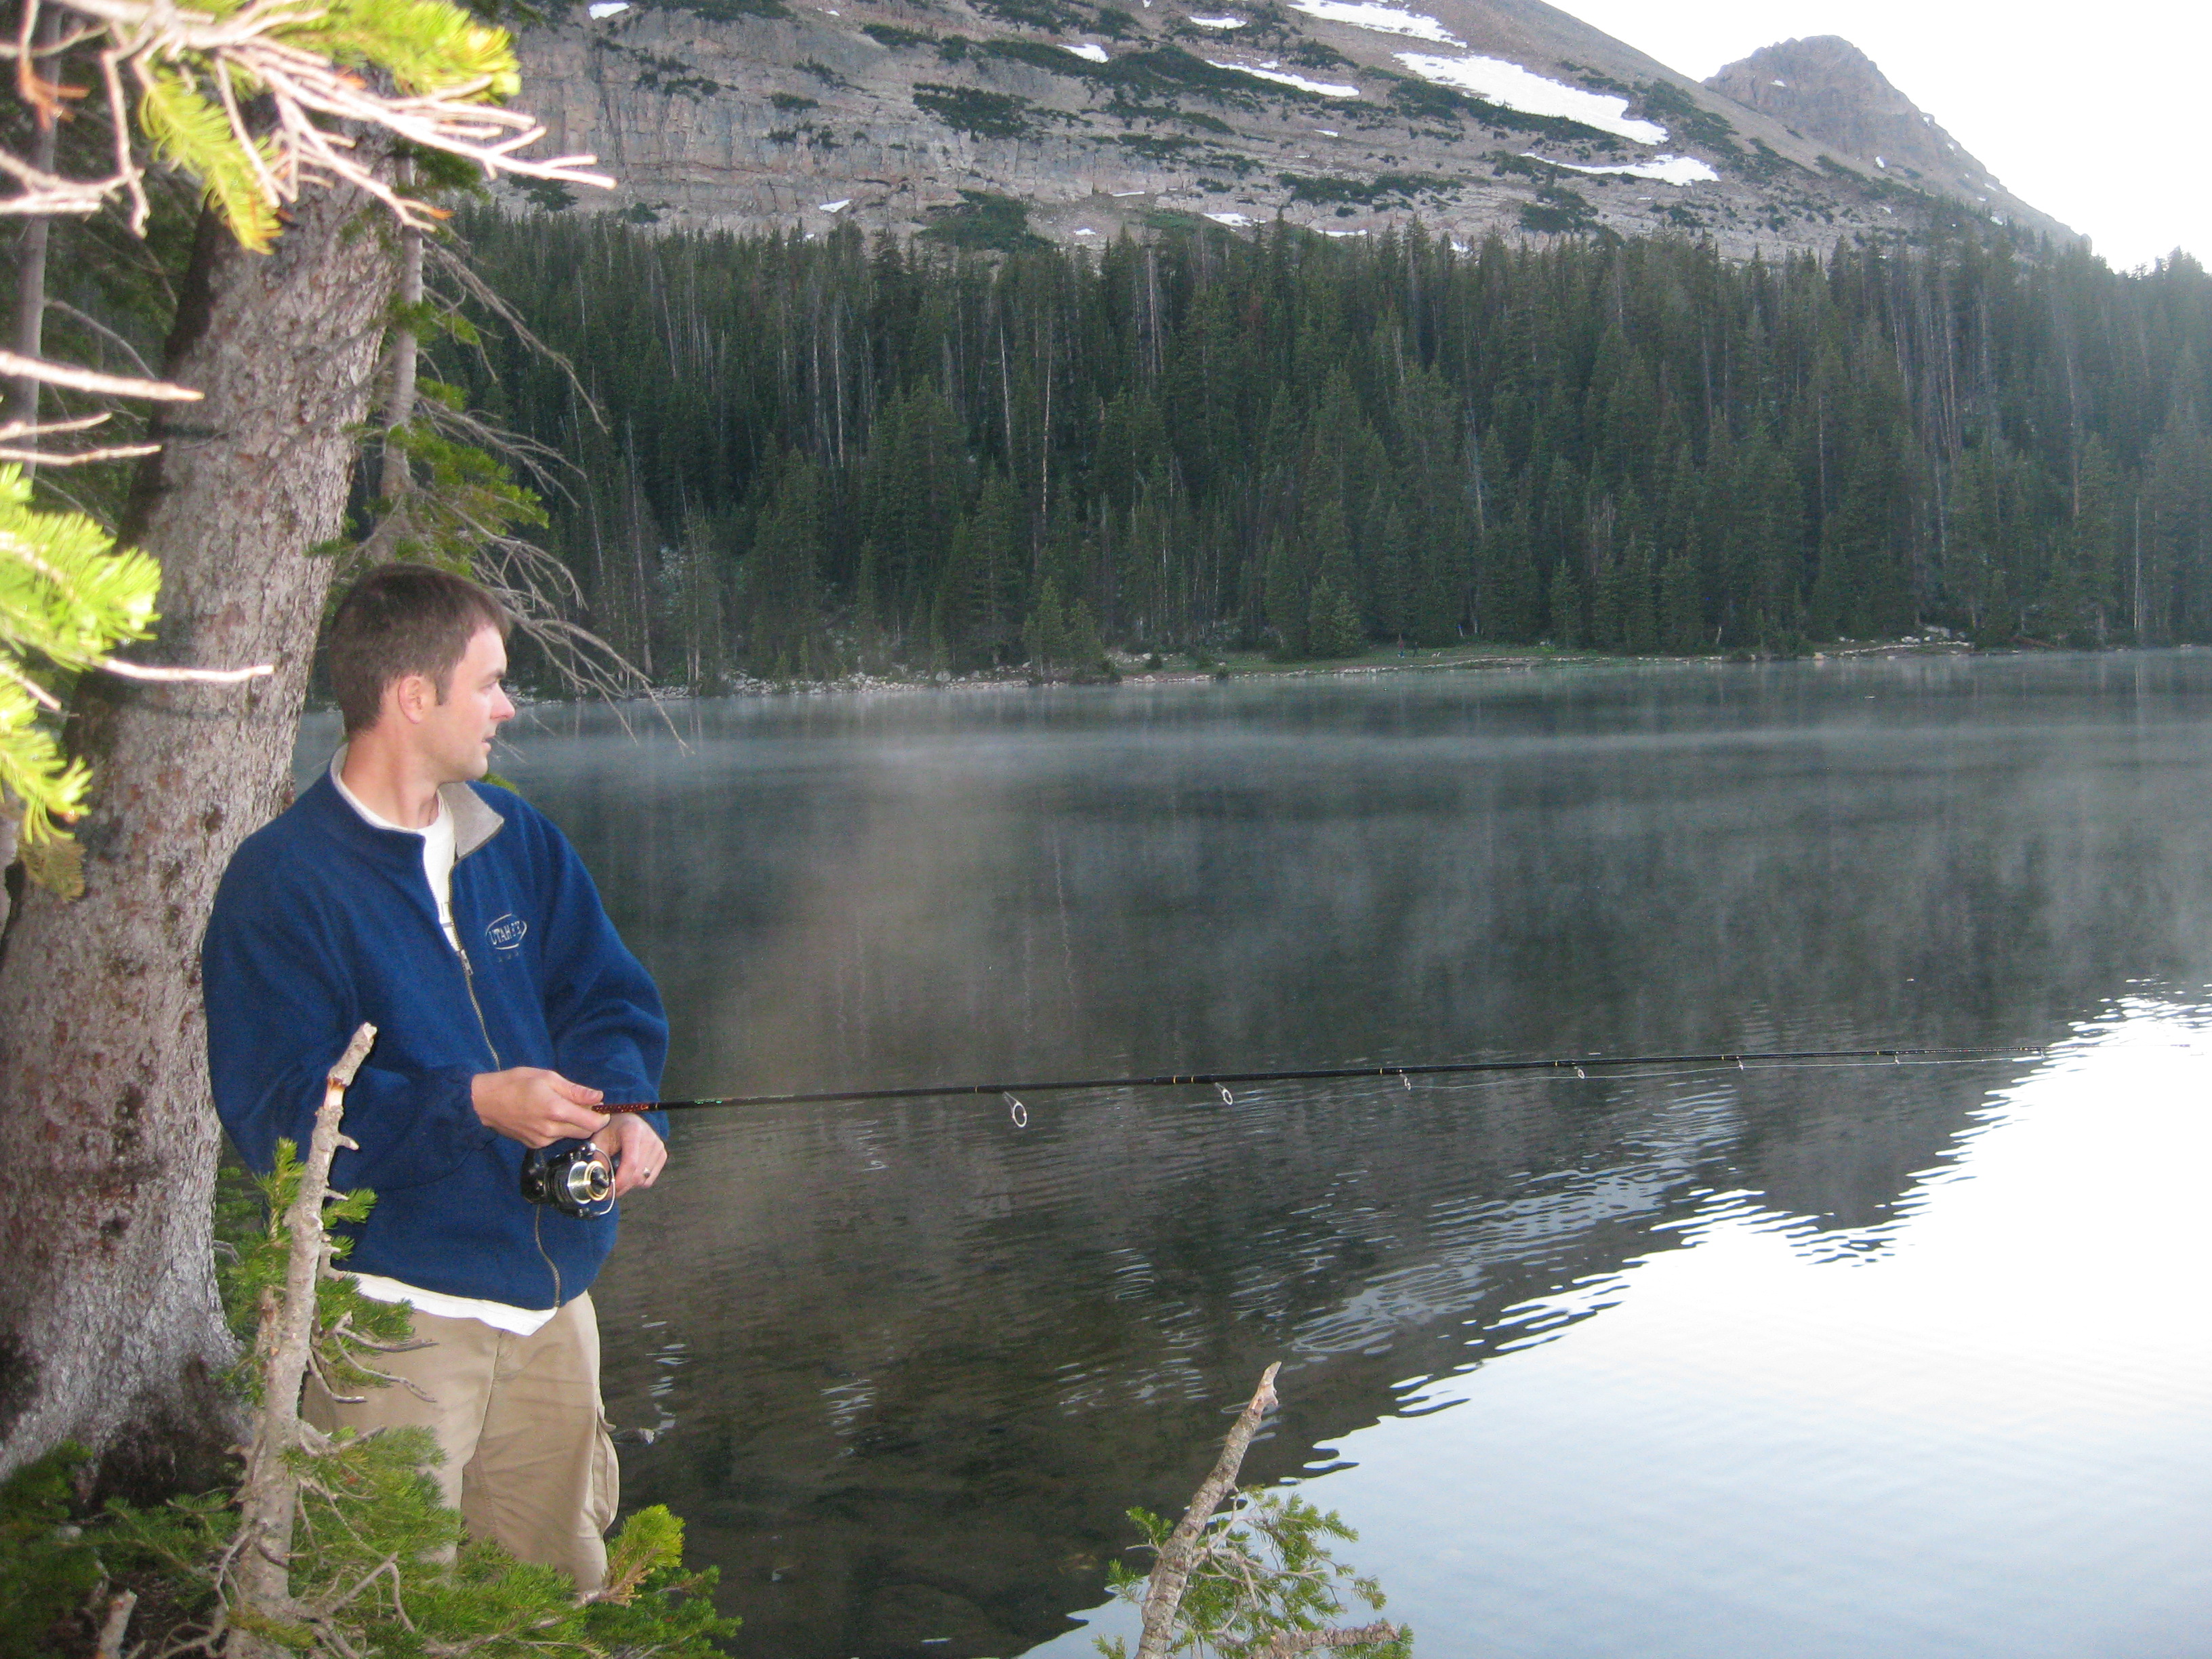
(1549, 0, 2210, 273)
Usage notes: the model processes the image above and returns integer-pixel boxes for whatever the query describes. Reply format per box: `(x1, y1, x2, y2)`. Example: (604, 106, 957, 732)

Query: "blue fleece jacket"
(203, 769, 669, 1309)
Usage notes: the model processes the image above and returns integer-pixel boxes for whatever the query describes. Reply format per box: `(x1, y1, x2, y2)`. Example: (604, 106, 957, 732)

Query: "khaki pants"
(303, 1292, 619, 1592)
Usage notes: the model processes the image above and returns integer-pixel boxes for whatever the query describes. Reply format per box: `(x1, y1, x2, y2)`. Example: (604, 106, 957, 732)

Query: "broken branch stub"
(1135, 1361, 1282, 1659)
(224, 1021, 376, 1658)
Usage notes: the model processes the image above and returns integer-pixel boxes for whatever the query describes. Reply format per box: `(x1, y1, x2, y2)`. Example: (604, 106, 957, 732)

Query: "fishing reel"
(520, 1140, 616, 1217)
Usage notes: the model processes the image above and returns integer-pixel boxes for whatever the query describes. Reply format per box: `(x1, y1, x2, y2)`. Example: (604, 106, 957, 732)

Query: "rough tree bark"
(377, 161, 419, 504)
(0, 176, 398, 1489)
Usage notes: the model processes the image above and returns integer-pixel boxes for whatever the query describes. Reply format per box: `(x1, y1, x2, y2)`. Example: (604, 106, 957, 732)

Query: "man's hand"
(592, 1113, 668, 1197)
(472, 1067, 609, 1149)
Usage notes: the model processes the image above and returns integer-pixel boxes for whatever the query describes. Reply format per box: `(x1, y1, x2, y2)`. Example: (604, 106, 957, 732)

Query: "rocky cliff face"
(1704, 35, 2071, 243)
(507, 0, 2060, 255)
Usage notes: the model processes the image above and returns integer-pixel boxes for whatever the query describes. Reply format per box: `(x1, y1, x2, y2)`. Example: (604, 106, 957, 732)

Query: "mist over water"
(300, 651, 2212, 1657)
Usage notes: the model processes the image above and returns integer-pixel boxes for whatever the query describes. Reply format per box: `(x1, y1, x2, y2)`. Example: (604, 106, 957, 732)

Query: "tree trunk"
(0, 179, 397, 1492)
(378, 162, 420, 504)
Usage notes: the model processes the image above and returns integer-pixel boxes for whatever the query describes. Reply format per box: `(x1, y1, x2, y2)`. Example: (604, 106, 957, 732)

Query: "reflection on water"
(1054, 1004, 2209, 1659)
(300, 651, 2212, 1657)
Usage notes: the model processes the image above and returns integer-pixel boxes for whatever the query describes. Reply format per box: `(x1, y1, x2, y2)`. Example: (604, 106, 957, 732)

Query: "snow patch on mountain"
(1208, 59, 1361, 97)
(1286, 0, 1460, 45)
(1393, 53, 1668, 142)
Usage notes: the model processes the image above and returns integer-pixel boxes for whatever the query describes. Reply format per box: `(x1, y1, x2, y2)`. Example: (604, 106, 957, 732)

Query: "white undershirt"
(331, 758, 556, 1336)
(330, 764, 459, 948)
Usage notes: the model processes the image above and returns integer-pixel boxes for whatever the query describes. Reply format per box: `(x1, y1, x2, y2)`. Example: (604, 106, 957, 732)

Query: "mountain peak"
(510, 0, 2062, 254)
(1705, 36, 2071, 241)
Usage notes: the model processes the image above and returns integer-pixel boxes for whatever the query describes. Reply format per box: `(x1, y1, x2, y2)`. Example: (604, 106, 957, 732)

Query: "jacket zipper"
(445, 838, 502, 1070)
(456, 941, 504, 1069)
(462, 909, 560, 1307)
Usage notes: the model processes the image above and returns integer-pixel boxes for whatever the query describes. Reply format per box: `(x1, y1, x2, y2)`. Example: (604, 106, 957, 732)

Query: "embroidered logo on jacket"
(485, 914, 529, 953)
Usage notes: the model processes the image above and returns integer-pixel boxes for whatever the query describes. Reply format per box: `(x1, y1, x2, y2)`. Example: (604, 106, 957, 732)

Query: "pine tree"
(1547, 560, 1584, 647)
(1023, 572, 1071, 675)
(1263, 535, 1307, 657)
(1307, 577, 1365, 659)
(1622, 535, 1658, 654)
(855, 540, 887, 670)
(1068, 598, 1109, 679)
(1590, 551, 1625, 651)
(1660, 548, 1702, 653)
(969, 469, 1029, 665)
(1372, 501, 1413, 644)
(2049, 434, 2121, 643)
(428, 214, 2212, 670)
(657, 513, 729, 690)
(745, 457, 825, 674)
(1477, 514, 1535, 644)
(1411, 520, 1465, 647)
(932, 516, 988, 671)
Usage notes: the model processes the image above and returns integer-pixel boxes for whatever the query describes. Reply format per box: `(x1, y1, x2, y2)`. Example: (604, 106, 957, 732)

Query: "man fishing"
(202, 564, 670, 1593)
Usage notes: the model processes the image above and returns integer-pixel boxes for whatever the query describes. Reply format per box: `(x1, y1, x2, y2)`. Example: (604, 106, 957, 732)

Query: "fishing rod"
(601, 1042, 2048, 1122)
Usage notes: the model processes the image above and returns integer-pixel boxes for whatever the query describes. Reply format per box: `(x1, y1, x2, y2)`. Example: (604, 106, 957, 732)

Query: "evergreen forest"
(449, 212, 2212, 682)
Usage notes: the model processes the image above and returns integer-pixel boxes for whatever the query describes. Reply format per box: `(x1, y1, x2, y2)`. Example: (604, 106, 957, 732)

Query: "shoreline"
(590, 634, 2000, 704)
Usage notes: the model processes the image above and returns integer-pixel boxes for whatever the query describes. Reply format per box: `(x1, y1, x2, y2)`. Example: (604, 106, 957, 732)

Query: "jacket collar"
(326, 746, 506, 859)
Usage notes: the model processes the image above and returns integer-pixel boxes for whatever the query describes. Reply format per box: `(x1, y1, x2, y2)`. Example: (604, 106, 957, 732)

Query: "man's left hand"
(592, 1114, 668, 1197)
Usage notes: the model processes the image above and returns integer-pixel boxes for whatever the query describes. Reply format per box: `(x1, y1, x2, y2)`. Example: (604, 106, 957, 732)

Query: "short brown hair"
(327, 565, 509, 735)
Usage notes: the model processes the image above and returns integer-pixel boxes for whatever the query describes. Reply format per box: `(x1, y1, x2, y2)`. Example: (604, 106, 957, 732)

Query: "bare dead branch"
(1136, 1362, 1282, 1659)
(94, 37, 145, 232)
(226, 1023, 377, 1652)
(0, 347, 197, 398)
(41, 298, 159, 379)
(0, 408, 161, 467)
(96, 657, 275, 684)
(18, 0, 617, 238)
(0, 655, 65, 711)
(0, 439, 159, 463)
(420, 399, 575, 500)
(0, 143, 111, 216)
(0, 16, 107, 56)
(1252, 1621, 1404, 1656)
(94, 1588, 139, 1659)
(0, 411, 120, 440)
(424, 238, 606, 432)
(307, 1556, 411, 1628)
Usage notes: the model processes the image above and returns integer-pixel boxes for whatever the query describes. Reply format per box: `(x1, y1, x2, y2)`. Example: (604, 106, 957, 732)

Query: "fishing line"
(602, 1044, 2051, 1121)
(1433, 1051, 2036, 1094)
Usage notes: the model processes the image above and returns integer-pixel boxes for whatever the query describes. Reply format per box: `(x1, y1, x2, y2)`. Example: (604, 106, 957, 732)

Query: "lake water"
(301, 651, 2212, 1658)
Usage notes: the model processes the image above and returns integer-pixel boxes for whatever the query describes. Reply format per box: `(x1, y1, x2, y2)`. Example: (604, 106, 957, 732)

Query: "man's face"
(417, 626, 515, 783)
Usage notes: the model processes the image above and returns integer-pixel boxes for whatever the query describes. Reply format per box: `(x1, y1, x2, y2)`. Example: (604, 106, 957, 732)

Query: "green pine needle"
(0, 465, 161, 845)
(136, 68, 283, 253)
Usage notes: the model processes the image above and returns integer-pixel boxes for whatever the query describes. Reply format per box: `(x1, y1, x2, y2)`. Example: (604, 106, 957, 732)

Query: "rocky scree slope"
(1706, 35, 2071, 245)
(506, 0, 2066, 254)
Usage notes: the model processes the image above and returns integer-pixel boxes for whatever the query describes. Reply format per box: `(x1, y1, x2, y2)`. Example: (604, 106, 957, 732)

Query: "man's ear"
(390, 672, 438, 726)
